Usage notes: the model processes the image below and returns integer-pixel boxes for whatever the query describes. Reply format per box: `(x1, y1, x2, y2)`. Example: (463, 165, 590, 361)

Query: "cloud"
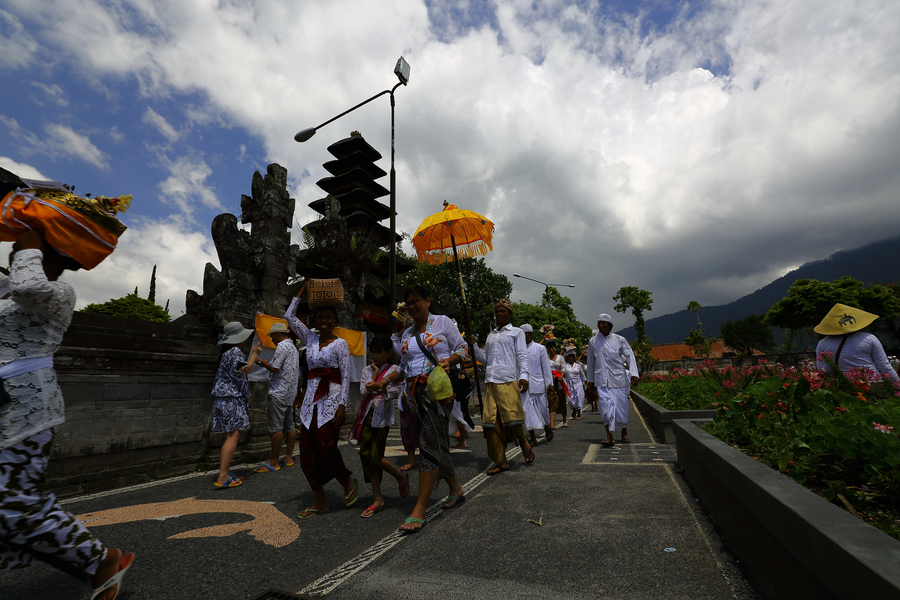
(154, 152, 223, 217)
(142, 107, 180, 142)
(42, 124, 110, 169)
(0, 9, 39, 69)
(3, 0, 900, 329)
(0, 156, 49, 180)
(29, 81, 70, 107)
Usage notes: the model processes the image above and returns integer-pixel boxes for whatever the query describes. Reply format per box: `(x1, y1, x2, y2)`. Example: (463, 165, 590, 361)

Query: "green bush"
(81, 293, 171, 323)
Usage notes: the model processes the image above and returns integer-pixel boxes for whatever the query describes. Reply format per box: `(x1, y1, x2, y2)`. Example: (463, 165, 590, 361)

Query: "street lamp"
(512, 272, 576, 326)
(295, 57, 411, 327)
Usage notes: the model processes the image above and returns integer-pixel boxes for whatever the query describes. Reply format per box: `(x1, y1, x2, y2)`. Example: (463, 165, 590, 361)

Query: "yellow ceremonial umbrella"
(412, 200, 495, 411)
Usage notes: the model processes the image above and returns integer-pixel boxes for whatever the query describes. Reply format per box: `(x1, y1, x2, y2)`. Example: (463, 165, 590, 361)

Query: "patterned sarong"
(298, 405, 352, 490)
(0, 427, 106, 580)
(358, 412, 389, 484)
(409, 382, 455, 479)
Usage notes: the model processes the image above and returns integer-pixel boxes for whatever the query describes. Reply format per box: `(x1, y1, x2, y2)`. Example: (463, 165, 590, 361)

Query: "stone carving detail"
(185, 163, 300, 329)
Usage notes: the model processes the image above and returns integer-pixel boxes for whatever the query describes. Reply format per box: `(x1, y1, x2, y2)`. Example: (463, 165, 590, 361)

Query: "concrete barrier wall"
(673, 419, 900, 600)
(631, 390, 715, 444)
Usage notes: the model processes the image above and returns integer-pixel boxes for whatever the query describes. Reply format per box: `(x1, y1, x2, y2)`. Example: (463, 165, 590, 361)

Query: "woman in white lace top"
(1, 230, 133, 600)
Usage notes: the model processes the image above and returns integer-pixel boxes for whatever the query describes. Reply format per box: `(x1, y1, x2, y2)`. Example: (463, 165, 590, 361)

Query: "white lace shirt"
(1, 249, 75, 448)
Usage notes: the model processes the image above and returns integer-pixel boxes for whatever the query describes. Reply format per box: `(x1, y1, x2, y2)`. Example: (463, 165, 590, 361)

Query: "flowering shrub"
(641, 358, 900, 538)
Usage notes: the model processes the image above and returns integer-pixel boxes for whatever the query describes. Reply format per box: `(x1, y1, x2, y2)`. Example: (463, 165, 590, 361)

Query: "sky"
(2, 0, 899, 330)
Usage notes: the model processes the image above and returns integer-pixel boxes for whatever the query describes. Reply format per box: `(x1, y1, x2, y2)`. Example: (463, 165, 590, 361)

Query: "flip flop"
(399, 517, 426, 534)
(254, 463, 280, 473)
(600, 440, 615, 447)
(442, 495, 466, 509)
(90, 552, 135, 600)
(344, 477, 359, 508)
(213, 475, 242, 489)
(561, 422, 569, 427)
(298, 506, 329, 519)
(486, 466, 510, 476)
(228, 471, 244, 481)
(620, 438, 632, 443)
(279, 458, 296, 467)
(398, 473, 410, 500)
(400, 463, 415, 472)
(524, 450, 536, 465)
(361, 503, 383, 518)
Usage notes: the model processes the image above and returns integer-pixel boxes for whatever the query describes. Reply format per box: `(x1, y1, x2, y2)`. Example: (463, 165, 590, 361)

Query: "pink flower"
(874, 423, 894, 434)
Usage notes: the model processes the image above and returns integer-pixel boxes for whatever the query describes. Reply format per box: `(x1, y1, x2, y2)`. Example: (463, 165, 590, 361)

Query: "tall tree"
(398, 256, 511, 342)
(613, 286, 653, 343)
(81, 293, 171, 322)
(684, 301, 716, 358)
(720, 313, 774, 356)
(148, 264, 157, 303)
(613, 286, 655, 369)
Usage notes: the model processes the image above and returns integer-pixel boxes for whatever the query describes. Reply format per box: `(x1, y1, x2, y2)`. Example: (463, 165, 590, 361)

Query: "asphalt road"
(0, 400, 762, 600)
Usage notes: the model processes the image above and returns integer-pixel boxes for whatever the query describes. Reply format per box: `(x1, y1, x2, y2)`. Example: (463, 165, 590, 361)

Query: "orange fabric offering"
(0, 190, 128, 270)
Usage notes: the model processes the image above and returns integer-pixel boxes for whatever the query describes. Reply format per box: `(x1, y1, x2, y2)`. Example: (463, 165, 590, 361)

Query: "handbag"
(414, 331, 454, 403)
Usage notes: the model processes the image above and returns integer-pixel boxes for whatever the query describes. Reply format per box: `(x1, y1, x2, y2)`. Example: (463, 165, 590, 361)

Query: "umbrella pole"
(450, 234, 484, 417)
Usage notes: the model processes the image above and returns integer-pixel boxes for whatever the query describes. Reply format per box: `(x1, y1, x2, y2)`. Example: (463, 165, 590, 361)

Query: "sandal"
(487, 465, 510, 476)
(400, 463, 415, 472)
(344, 477, 359, 508)
(279, 458, 296, 467)
(600, 440, 615, 447)
(298, 506, 329, 519)
(620, 437, 632, 443)
(361, 503, 383, 518)
(442, 495, 466, 509)
(254, 462, 280, 473)
(90, 552, 135, 600)
(399, 517, 425, 534)
(228, 471, 244, 481)
(524, 449, 536, 465)
(398, 473, 410, 500)
(213, 475, 242, 489)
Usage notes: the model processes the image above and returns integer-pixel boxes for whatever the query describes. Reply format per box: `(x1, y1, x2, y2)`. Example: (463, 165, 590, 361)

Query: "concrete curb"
(673, 419, 900, 600)
(631, 390, 715, 444)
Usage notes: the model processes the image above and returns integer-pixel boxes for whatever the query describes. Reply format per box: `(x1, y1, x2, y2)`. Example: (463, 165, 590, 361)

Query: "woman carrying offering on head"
(211, 322, 261, 488)
(377, 286, 468, 533)
(355, 335, 409, 517)
(286, 283, 357, 519)
(1, 230, 134, 600)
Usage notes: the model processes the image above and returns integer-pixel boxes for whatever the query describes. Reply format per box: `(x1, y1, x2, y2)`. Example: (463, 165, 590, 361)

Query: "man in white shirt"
(587, 313, 639, 447)
(520, 324, 554, 445)
(255, 322, 300, 472)
(470, 299, 534, 474)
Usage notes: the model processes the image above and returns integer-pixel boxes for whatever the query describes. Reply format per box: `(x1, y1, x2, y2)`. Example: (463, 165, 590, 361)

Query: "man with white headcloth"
(520, 324, 554, 446)
(587, 313, 639, 447)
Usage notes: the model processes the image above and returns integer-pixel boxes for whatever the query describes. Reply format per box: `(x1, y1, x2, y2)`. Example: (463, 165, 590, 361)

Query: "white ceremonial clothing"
(472, 323, 529, 384)
(359, 363, 400, 428)
(521, 341, 552, 430)
(587, 332, 639, 431)
(448, 399, 474, 435)
(598, 385, 630, 431)
(816, 332, 900, 385)
(286, 297, 351, 429)
(563, 362, 586, 410)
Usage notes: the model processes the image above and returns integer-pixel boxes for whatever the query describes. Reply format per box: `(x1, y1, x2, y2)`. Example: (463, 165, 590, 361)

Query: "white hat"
(520, 324, 533, 333)
(268, 322, 291, 337)
(218, 322, 253, 346)
(597, 313, 613, 325)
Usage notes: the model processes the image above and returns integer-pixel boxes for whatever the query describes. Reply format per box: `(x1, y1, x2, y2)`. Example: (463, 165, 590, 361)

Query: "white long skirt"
(597, 385, 630, 431)
(565, 376, 584, 410)
(448, 398, 474, 435)
(522, 390, 550, 431)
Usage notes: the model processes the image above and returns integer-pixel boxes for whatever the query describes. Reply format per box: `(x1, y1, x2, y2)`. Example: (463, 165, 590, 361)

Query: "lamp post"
(512, 272, 576, 326)
(294, 57, 410, 328)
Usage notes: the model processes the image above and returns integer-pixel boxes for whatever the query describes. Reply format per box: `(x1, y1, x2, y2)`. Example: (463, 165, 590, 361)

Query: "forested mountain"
(616, 237, 900, 346)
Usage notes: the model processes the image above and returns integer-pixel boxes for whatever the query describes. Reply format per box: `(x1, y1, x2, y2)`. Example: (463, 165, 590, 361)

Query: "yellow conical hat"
(813, 303, 878, 335)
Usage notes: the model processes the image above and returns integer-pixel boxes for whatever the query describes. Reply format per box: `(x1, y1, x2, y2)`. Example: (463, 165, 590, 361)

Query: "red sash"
(307, 368, 342, 404)
(552, 370, 571, 397)
(348, 364, 391, 445)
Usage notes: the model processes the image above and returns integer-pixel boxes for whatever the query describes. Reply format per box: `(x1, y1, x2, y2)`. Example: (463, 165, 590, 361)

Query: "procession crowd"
(6, 233, 895, 600)
(211, 283, 640, 533)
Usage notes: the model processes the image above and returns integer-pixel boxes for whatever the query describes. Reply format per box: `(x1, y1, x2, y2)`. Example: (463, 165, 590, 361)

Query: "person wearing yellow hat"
(814, 304, 899, 388)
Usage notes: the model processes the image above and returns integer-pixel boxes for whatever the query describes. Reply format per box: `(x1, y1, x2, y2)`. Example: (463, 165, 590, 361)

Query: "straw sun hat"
(813, 303, 879, 336)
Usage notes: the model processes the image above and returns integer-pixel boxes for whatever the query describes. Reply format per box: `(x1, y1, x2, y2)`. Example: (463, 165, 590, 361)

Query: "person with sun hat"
(814, 303, 899, 392)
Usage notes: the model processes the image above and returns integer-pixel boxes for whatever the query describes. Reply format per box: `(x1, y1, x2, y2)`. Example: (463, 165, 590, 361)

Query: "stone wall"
(45, 312, 274, 494)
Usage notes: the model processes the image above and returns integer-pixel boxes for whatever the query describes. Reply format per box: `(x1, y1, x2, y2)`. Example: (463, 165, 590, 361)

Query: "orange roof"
(649, 340, 735, 361)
